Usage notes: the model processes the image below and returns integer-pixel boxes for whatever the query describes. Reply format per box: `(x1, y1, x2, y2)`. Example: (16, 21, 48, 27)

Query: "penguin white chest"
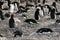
(14, 3, 18, 11)
(39, 10, 44, 17)
(10, 4, 14, 13)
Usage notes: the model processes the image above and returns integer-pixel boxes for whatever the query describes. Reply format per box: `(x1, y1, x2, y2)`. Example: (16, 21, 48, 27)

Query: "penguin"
(55, 19, 60, 27)
(14, 30, 23, 37)
(9, 14, 15, 28)
(16, 6, 29, 13)
(9, 3, 15, 13)
(5, 0, 11, 8)
(12, 2, 19, 7)
(4, 13, 10, 18)
(12, 2, 19, 11)
(52, 2, 58, 12)
(26, 3, 34, 7)
(42, 0, 46, 4)
(24, 19, 37, 24)
(34, 9, 40, 20)
(44, 5, 50, 15)
(38, 0, 40, 3)
(50, 8, 55, 19)
(39, 6, 44, 17)
(0, 35, 3, 37)
(56, 12, 60, 15)
(0, 1, 4, 9)
(55, 19, 60, 23)
(0, 10, 4, 20)
(46, 5, 52, 14)
(56, 12, 60, 19)
(21, 14, 27, 19)
(36, 28, 53, 33)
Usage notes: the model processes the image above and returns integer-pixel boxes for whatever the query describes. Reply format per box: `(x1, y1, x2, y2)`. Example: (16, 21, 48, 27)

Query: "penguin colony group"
(0, 0, 60, 37)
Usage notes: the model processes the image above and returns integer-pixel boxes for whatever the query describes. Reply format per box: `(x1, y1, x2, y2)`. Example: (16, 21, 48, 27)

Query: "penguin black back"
(0, 10, 4, 20)
(9, 14, 15, 28)
(34, 9, 40, 20)
(24, 19, 37, 24)
(14, 30, 23, 37)
(42, 0, 46, 4)
(5, 13, 10, 18)
(52, 2, 56, 8)
(6, 0, 11, 8)
(52, 2, 58, 12)
(12, 2, 19, 7)
(50, 8, 55, 19)
(0, 1, 4, 9)
(36, 28, 53, 33)
(56, 19, 60, 23)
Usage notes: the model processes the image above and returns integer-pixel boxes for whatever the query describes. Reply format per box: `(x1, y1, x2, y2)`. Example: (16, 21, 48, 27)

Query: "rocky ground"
(0, 0, 60, 40)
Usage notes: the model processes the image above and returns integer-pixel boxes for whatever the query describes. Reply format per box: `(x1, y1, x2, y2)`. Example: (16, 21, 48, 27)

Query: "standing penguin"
(44, 5, 49, 15)
(14, 30, 23, 37)
(39, 6, 44, 17)
(42, 0, 46, 4)
(12, 2, 19, 11)
(34, 9, 40, 20)
(52, 2, 58, 12)
(50, 8, 55, 19)
(0, 1, 4, 9)
(6, 0, 11, 8)
(9, 14, 15, 28)
(0, 10, 4, 20)
(9, 4, 15, 13)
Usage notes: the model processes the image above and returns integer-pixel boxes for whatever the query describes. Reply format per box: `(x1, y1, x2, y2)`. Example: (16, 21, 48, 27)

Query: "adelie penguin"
(42, 0, 46, 4)
(34, 9, 40, 20)
(5, 0, 11, 8)
(24, 19, 37, 24)
(9, 14, 15, 28)
(4, 13, 10, 18)
(0, 10, 4, 20)
(13, 30, 23, 37)
(55, 19, 60, 27)
(50, 8, 55, 19)
(36, 28, 53, 34)
(0, 1, 4, 9)
(52, 2, 58, 12)
(55, 19, 60, 23)
(39, 6, 44, 17)
(12, 2, 19, 11)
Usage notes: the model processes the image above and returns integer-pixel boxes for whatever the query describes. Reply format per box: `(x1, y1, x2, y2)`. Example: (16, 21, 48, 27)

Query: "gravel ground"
(0, 0, 60, 40)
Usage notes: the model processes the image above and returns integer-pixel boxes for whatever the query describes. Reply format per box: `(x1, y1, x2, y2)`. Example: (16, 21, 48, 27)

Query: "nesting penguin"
(24, 19, 37, 24)
(55, 19, 60, 23)
(36, 28, 53, 33)
(9, 14, 15, 28)
(13, 30, 23, 37)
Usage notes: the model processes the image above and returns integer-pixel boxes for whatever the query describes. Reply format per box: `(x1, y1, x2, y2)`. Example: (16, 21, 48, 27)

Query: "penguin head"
(36, 9, 40, 11)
